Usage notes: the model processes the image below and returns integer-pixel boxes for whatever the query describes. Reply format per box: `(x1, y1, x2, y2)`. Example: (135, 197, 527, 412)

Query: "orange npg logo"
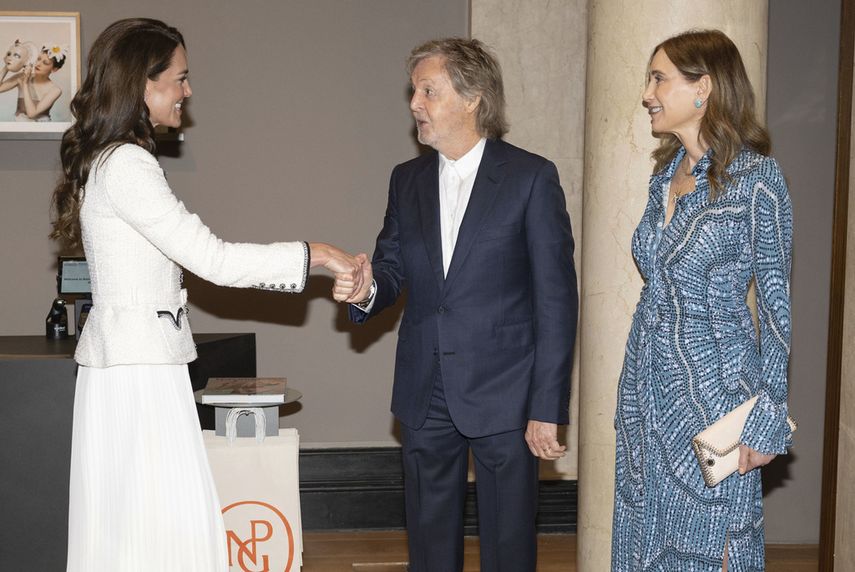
(222, 500, 296, 572)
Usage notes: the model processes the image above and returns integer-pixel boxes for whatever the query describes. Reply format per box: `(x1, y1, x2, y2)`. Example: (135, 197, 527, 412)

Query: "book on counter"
(202, 377, 288, 404)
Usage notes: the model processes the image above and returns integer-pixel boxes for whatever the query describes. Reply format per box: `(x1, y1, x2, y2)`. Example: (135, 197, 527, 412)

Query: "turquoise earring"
(694, 98, 703, 109)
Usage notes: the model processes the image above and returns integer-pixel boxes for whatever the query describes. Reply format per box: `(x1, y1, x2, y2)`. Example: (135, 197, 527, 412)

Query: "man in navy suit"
(346, 38, 578, 572)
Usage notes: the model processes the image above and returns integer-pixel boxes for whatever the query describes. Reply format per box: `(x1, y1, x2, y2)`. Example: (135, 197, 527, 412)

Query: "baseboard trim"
(299, 447, 577, 533)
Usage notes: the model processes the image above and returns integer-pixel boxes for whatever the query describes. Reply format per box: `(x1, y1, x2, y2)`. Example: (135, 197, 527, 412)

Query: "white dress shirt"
(439, 137, 486, 276)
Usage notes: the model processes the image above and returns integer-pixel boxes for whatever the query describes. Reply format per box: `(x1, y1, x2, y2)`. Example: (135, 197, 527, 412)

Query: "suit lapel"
(443, 139, 506, 293)
(415, 152, 446, 292)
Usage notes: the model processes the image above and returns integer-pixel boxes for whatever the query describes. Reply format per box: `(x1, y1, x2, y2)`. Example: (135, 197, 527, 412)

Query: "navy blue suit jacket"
(351, 138, 578, 438)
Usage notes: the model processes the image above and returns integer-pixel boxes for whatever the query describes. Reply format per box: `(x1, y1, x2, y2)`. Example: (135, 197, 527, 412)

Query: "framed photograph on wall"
(0, 12, 80, 137)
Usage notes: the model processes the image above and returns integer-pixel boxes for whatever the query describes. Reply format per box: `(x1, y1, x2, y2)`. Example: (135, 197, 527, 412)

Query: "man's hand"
(334, 253, 371, 303)
(737, 444, 776, 475)
(344, 254, 373, 304)
(525, 420, 566, 460)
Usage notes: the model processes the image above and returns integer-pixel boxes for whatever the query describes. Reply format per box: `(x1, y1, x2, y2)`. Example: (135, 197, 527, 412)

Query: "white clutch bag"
(691, 396, 797, 487)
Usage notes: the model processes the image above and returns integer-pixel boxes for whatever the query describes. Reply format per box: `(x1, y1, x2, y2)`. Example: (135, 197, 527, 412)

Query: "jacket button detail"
(437, 306, 446, 314)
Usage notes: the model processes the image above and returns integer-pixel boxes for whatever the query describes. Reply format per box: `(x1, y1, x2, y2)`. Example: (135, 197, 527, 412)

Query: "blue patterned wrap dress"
(611, 147, 794, 571)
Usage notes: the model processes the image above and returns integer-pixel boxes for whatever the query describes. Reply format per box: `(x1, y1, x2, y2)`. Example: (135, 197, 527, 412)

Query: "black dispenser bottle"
(46, 298, 69, 339)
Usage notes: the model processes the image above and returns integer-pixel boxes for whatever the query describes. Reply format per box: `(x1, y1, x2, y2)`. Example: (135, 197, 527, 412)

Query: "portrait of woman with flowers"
(0, 12, 79, 132)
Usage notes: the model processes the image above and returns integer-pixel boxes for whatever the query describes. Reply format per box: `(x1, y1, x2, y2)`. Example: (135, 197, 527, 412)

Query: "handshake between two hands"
(309, 242, 373, 305)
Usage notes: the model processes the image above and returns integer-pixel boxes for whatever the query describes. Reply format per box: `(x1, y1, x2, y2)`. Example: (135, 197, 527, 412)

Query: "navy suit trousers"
(400, 365, 538, 572)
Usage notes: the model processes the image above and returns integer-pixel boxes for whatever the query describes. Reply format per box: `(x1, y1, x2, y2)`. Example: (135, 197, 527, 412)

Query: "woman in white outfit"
(51, 18, 364, 572)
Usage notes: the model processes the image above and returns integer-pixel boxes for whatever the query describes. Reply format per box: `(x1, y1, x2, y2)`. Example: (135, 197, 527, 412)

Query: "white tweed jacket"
(75, 143, 308, 368)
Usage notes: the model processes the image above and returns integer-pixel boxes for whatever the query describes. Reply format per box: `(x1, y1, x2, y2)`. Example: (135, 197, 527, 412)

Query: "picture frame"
(0, 11, 80, 138)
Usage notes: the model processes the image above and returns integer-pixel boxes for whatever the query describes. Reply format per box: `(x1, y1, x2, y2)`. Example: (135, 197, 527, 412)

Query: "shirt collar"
(439, 137, 487, 180)
(657, 145, 764, 180)
(650, 146, 708, 186)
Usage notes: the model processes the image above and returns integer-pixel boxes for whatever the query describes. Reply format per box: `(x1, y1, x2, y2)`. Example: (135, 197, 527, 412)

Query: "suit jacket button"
(437, 306, 446, 314)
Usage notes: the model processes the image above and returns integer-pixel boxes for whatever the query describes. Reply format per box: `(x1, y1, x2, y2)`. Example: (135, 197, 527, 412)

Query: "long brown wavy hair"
(650, 29, 770, 199)
(50, 18, 184, 248)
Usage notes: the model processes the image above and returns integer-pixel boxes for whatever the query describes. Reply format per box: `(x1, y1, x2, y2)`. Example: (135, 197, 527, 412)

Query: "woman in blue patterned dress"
(611, 30, 794, 571)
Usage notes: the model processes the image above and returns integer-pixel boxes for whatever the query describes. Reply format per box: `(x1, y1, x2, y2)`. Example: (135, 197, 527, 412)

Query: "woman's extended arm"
(100, 144, 363, 299)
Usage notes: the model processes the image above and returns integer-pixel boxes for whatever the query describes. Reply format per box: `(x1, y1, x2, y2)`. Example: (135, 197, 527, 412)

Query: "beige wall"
(0, 0, 467, 445)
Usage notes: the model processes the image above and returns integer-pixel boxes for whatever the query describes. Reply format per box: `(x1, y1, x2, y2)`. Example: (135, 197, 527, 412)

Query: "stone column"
(578, 2, 768, 571)
(471, 0, 587, 479)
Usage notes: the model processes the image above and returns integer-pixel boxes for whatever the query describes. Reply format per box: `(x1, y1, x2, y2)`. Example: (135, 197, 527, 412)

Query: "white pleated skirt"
(66, 364, 228, 572)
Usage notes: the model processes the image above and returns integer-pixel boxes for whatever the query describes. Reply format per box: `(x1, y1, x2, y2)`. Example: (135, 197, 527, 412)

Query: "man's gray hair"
(407, 37, 508, 139)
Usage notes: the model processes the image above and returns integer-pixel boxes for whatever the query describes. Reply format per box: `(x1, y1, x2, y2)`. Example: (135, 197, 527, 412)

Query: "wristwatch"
(353, 280, 376, 310)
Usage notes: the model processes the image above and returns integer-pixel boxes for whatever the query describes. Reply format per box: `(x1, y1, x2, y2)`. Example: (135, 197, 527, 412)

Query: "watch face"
(355, 283, 375, 309)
